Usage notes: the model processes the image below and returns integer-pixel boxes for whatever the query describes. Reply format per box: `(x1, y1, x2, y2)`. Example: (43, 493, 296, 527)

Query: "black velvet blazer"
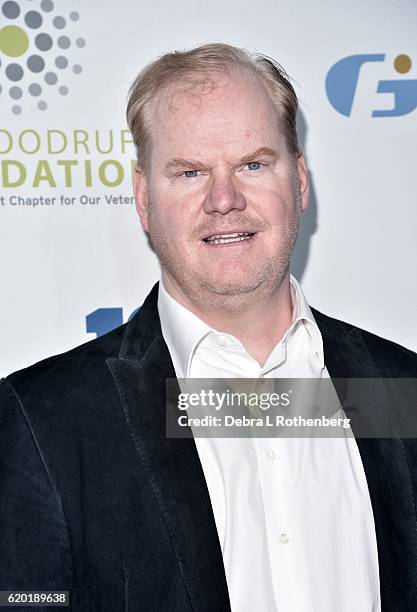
(1, 282, 417, 611)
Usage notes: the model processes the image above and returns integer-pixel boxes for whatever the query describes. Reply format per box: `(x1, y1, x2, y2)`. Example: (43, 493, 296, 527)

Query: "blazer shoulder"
(5, 322, 128, 400)
(312, 307, 417, 377)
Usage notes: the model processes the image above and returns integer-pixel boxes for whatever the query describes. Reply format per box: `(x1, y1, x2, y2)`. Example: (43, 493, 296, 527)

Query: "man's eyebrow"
(237, 147, 279, 166)
(165, 158, 209, 172)
(164, 147, 279, 172)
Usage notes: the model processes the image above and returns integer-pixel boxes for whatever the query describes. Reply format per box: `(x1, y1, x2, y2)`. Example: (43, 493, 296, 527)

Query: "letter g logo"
(326, 54, 417, 117)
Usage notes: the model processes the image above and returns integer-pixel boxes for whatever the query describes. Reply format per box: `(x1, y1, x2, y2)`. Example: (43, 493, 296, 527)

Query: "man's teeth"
(205, 232, 254, 244)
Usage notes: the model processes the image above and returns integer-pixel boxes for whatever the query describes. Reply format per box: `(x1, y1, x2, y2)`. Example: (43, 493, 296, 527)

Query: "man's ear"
(133, 165, 150, 232)
(296, 149, 309, 213)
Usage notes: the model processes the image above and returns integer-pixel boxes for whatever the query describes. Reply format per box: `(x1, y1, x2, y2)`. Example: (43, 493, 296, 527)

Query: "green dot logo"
(0, 25, 29, 56)
(0, 0, 86, 114)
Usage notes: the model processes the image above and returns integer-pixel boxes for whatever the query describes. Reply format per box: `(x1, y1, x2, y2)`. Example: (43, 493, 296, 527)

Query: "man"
(1, 43, 416, 612)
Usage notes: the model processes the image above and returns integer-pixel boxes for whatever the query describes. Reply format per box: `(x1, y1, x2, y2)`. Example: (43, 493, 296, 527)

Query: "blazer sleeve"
(0, 378, 73, 597)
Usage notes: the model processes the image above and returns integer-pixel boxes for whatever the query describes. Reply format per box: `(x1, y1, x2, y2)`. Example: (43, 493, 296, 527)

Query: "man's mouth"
(203, 231, 256, 245)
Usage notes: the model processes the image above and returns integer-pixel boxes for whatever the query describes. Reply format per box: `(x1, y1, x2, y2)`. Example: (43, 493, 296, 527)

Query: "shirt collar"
(157, 275, 325, 378)
(286, 275, 325, 368)
(158, 280, 212, 379)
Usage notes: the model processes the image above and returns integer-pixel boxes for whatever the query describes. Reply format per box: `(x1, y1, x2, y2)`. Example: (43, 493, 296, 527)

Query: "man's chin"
(195, 262, 288, 303)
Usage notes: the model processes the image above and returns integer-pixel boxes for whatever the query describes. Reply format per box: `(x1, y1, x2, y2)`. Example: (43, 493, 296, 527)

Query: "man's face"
(134, 69, 308, 308)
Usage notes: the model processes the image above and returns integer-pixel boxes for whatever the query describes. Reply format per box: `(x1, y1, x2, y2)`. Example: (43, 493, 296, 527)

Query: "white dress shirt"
(158, 276, 381, 612)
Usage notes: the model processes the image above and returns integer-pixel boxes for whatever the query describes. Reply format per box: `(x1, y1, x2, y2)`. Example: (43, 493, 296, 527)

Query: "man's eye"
(183, 170, 198, 178)
(246, 161, 263, 171)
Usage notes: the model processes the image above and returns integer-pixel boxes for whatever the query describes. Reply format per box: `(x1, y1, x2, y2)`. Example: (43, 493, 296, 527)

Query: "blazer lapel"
(107, 283, 231, 612)
(314, 309, 417, 611)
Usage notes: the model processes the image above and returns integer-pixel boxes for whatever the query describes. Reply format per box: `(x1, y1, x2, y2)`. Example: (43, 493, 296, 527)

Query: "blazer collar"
(108, 282, 231, 612)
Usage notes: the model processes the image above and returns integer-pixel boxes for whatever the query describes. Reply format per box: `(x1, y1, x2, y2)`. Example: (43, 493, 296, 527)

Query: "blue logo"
(325, 54, 417, 117)
(86, 307, 140, 338)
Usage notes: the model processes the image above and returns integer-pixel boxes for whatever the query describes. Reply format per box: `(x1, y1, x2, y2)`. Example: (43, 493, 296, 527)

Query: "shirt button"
(279, 533, 290, 544)
(217, 335, 228, 347)
(265, 448, 276, 461)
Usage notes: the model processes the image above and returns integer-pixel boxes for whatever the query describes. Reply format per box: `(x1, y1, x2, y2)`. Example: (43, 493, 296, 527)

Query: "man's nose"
(203, 174, 247, 215)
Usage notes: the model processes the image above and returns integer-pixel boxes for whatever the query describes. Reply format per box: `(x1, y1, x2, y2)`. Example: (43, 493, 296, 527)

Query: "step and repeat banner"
(1, 0, 416, 375)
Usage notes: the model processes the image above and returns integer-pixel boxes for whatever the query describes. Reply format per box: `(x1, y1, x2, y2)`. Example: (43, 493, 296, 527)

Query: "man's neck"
(161, 274, 293, 368)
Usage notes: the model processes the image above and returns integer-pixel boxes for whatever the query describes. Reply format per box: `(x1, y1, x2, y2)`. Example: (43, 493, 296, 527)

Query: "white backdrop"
(1, 0, 416, 376)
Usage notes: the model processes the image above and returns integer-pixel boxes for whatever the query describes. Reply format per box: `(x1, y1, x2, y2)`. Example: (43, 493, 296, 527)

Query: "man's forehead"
(147, 69, 285, 167)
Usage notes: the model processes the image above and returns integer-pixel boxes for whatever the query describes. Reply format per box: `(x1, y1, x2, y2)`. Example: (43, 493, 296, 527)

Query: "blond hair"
(126, 43, 299, 174)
